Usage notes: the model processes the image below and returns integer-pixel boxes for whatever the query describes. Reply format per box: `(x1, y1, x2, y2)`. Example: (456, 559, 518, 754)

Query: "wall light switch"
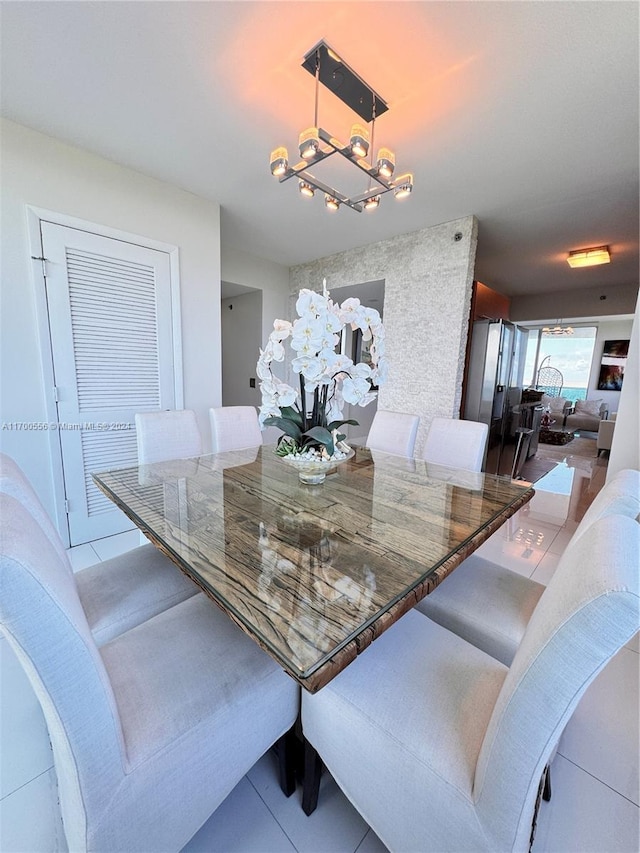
(249, 378, 256, 388)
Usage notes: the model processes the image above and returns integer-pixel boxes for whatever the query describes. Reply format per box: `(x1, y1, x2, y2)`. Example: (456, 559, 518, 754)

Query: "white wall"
(511, 283, 638, 321)
(221, 291, 262, 407)
(220, 245, 290, 348)
(290, 216, 478, 456)
(608, 295, 639, 478)
(0, 119, 221, 521)
(586, 318, 634, 413)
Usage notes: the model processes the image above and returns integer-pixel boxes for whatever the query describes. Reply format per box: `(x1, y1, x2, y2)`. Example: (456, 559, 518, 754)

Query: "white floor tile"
(476, 513, 561, 578)
(355, 829, 389, 853)
(547, 527, 575, 555)
(247, 752, 370, 853)
(89, 529, 141, 561)
(533, 755, 639, 853)
(181, 776, 296, 853)
(625, 631, 639, 654)
(530, 551, 562, 586)
(0, 769, 67, 853)
(558, 646, 640, 805)
(66, 543, 100, 572)
(0, 638, 53, 799)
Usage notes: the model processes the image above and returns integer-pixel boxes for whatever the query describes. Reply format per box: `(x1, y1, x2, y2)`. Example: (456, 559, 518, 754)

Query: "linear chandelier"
(269, 41, 413, 213)
(567, 246, 610, 268)
(542, 321, 574, 336)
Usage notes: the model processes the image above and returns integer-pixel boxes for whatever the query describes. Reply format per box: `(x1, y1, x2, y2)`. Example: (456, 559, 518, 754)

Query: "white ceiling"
(1, 1, 638, 297)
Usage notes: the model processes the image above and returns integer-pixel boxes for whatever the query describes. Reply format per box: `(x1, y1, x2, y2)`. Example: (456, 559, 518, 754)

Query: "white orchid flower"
(342, 376, 371, 405)
(322, 310, 343, 334)
(292, 356, 324, 382)
(271, 319, 292, 341)
(263, 339, 285, 362)
(339, 297, 361, 326)
(370, 337, 385, 360)
(292, 315, 324, 341)
(291, 338, 322, 358)
(372, 358, 389, 384)
(331, 354, 354, 375)
(296, 290, 328, 317)
(357, 391, 377, 407)
(256, 358, 272, 381)
(259, 403, 280, 425)
(351, 362, 372, 380)
(275, 382, 297, 407)
(361, 306, 381, 331)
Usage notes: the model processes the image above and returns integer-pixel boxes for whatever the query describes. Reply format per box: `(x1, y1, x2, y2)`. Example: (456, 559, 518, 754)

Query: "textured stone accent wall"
(289, 216, 478, 456)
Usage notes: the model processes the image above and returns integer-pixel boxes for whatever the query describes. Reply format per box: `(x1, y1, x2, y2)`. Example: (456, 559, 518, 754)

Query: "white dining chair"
(135, 409, 202, 465)
(0, 452, 198, 645)
(209, 405, 262, 453)
(422, 417, 488, 471)
(0, 493, 299, 852)
(301, 513, 639, 851)
(366, 409, 419, 457)
(415, 468, 640, 665)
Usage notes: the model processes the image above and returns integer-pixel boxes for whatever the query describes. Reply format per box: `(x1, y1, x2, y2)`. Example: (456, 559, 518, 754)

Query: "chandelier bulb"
(350, 123, 370, 159)
(299, 127, 319, 160)
(376, 147, 395, 178)
(324, 195, 340, 212)
(393, 173, 414, 200)
(364, 195, 380, 211)
(299, 180, 315, 198)
(269, 147, 289, 177)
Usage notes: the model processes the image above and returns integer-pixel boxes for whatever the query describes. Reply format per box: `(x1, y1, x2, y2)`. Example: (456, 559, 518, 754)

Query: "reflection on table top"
(94, 445, 533, 692)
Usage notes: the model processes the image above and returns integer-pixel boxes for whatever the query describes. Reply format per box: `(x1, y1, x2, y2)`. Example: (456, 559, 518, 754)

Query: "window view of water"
(523, 327, 597, 401)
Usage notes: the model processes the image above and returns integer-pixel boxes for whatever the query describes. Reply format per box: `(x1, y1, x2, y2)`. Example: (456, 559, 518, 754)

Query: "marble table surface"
(94, 445, 533, 692)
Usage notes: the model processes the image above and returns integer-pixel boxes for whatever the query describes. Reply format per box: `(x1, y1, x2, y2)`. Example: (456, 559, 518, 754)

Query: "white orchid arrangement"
(257, 285, 387, 458)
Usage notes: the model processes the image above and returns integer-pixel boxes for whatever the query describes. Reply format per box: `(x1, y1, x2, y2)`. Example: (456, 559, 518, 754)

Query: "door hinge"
(31, 255, 49, 278)
(64, 499, 70, 514)
(53, 386, 60, 402)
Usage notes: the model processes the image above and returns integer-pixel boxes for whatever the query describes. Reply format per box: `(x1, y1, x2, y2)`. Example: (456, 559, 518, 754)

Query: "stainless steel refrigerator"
(464, 320, 529, 472)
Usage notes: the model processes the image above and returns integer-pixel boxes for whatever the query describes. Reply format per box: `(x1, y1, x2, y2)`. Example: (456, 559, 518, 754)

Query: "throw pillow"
(548, 396, 568, 413)
(575, 399, 602, 417)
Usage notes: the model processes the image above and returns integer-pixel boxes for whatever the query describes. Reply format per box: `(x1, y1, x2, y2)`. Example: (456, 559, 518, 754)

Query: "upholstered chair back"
(0, 452, 70, 569)
(209, 406, 262, 453)
(366, 410, 419, 458)
(0, 494, 124, 851)
(575, 468, 639, 534)
(474, 513, 639, 850)
(421, 418, 488, 472)
(135, 409, 202, 464)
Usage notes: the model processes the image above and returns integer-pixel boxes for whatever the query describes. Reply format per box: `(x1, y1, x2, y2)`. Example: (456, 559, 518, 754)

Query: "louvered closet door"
(42, 222, 177, 545)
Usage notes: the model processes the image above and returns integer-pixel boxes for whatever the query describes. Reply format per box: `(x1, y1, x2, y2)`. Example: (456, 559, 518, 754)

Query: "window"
(524, 326, 597, 401)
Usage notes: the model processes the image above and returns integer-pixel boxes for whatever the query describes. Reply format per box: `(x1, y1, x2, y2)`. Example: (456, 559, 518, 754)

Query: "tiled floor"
(1, 448, 638, 852)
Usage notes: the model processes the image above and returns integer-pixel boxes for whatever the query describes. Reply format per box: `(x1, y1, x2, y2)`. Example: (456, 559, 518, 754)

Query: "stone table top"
(94, 445, 533, 692)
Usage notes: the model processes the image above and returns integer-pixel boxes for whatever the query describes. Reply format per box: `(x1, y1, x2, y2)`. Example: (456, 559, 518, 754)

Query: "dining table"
(93, 444, 534, 694)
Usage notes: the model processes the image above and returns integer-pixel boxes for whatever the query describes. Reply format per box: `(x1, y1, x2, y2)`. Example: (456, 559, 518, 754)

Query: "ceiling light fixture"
(542, 320, 574, 336)
(567, 246, 610, 268)
(269, 40, 414, 213)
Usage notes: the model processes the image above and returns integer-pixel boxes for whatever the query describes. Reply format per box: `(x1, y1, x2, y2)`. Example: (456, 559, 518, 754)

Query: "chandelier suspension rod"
(314, 50, 320, 129)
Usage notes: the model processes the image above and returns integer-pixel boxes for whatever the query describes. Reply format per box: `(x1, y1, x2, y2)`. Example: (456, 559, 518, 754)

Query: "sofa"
(564, 399, 608, 433)
(540, 394, 573, 424)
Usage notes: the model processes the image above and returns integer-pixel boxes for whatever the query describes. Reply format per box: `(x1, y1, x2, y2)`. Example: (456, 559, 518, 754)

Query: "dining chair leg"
(302, 739, 323, 816)
(277, 726, 297, 797)
(542, 763, 552, 801)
